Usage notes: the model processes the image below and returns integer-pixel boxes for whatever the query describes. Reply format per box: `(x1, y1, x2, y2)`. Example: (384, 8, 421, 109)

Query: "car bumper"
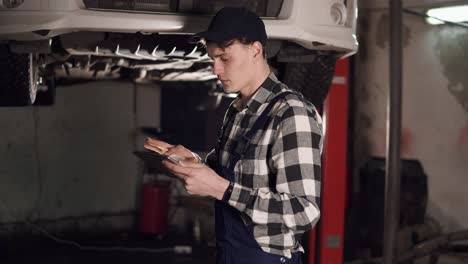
(0, 0, 358, 56)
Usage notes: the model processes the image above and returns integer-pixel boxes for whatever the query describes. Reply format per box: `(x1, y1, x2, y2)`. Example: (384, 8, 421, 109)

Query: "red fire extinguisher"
(139, 182, 171, 236)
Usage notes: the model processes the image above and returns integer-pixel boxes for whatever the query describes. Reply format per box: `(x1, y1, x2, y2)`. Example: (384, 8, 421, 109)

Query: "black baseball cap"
(190, 7, 267, 46)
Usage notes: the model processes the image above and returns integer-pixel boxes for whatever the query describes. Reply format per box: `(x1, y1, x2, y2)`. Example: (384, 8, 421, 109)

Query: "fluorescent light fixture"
(426, 4, 468, 25)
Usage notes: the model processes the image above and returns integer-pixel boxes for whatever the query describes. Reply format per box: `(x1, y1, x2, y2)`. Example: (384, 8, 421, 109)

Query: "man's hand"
(144, 138, 200, 163)
(162, 160, 229, 200)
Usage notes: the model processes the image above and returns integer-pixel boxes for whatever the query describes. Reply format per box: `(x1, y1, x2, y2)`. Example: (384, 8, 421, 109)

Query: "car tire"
(0, 49, 39, 106)
(281, 54, 336, 108)
(34, 76, 56, 106)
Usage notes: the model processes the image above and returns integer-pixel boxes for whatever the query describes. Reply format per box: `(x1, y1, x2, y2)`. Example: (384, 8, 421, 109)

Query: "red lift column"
(309, 58, 350, 264)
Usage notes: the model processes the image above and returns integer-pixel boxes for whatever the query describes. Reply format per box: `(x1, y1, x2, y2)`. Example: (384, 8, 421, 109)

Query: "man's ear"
(251, 41, 263, 58)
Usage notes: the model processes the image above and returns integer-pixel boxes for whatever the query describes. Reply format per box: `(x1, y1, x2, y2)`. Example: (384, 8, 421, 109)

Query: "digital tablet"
(133, 150, 184, 176)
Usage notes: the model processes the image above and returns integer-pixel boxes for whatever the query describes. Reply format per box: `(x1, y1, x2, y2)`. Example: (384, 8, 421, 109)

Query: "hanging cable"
(0, 197, 190, 255)
(24, 220, 185, 254)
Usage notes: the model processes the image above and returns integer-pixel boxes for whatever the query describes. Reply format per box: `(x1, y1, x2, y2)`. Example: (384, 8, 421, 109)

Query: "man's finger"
(179, 160, 206, 168)
(162, 164, 188, 181)
(146, 138, 173, 149)
(144, 144, 168, 154)
(162, 160, 194, 177)
(165, 145, 192, 158)
(173, 173, 187, 181)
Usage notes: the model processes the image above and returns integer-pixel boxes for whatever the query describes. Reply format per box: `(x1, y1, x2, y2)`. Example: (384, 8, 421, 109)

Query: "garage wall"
(0, 80, 160, 234)
(354, 9, 468, 232)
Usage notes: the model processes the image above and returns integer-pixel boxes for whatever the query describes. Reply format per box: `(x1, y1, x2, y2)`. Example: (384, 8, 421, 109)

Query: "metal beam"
(383, 0, 403, 263)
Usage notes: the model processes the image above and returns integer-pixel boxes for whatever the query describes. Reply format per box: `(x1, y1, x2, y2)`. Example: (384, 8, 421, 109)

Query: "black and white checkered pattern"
(207, 73, 323, 258)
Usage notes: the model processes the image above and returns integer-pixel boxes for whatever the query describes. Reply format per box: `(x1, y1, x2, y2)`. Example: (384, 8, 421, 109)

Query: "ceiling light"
(426, 4, 468, 25)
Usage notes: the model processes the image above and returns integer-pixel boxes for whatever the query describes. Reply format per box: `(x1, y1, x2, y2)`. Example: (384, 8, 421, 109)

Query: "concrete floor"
(416, 255, 468, 264)
(1, 232, 466, 264)
(1, 233, 216, 264)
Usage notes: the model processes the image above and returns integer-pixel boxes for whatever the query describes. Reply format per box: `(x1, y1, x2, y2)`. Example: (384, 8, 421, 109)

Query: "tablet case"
(133, 150, 176, 177)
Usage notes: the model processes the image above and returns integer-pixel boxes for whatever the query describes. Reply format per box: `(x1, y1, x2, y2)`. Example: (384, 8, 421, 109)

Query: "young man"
(145, 7, 323, 264)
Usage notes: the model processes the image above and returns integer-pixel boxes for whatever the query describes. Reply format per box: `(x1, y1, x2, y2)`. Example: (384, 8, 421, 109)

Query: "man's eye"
(221, 57, 229, 62)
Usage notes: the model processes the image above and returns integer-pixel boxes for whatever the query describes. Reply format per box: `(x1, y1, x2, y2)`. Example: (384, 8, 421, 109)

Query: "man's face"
(207, 41, 256, 94)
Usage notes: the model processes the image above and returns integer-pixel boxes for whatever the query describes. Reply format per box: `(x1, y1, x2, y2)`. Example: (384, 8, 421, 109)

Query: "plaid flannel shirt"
(206, 73, 323, 258)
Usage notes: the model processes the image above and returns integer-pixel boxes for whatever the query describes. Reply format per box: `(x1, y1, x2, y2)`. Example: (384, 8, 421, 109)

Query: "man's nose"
(212, 62, 223, 76)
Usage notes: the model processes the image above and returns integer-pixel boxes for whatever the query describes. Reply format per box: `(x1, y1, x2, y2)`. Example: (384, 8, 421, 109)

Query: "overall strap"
(229, 91, 295, 169)
(245, 91, 295, 142)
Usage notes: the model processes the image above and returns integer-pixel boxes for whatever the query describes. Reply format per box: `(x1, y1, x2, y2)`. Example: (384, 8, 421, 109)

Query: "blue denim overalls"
(211, 91, 302, 264)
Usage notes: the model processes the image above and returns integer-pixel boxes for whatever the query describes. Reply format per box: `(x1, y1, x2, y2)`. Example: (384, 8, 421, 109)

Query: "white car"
(0, 0, 358, 106)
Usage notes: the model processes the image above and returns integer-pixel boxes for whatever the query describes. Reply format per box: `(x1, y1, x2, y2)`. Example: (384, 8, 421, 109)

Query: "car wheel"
(281, 54, 337, 108)
(0, 49, 39, 106)
(34, 76, 56, 106)
(35, 64, 56, 106)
